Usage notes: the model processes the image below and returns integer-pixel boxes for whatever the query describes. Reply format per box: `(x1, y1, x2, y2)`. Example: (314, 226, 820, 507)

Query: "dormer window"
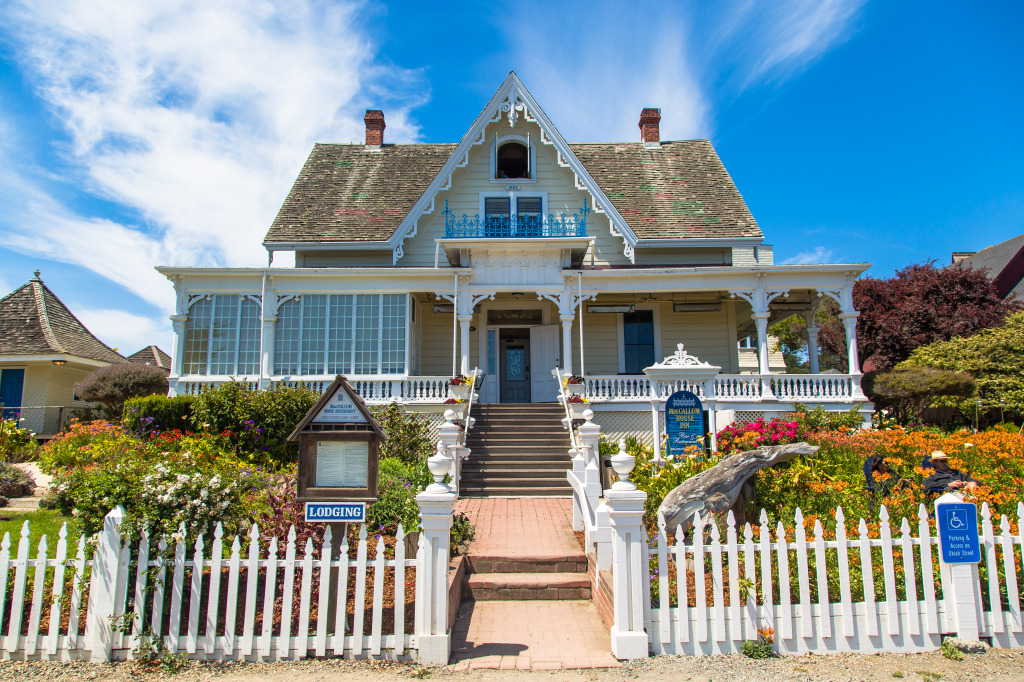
(496, 141, 530, 179)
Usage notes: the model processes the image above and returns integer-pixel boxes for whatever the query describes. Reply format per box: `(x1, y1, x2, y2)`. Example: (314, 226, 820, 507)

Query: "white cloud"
(74, 308, 172, 358)
(782, 246, 836, 265)
(0, 0, 426, 307)
(499, 0, 864, 142)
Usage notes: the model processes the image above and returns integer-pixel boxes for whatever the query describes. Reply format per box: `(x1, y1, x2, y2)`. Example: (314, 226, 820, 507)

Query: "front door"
(500, 330, 530, 403)
(529, 325, 561, 402)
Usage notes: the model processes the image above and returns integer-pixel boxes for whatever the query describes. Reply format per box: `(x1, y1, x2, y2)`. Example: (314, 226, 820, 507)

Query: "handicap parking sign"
(936, 501, 981, 564)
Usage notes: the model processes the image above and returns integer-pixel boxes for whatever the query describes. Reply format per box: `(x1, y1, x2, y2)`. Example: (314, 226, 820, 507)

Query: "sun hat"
(930, 450, 949, 460)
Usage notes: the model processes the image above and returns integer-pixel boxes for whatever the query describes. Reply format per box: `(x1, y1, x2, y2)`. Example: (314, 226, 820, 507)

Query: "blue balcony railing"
(443, 199, 588, 238)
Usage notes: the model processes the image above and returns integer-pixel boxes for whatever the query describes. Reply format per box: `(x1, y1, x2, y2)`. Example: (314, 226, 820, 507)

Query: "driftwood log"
(658, 442, 819, 533)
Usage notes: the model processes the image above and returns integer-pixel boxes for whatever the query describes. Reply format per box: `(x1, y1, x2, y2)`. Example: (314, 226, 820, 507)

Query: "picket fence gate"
(0, 510, 437, 662)
(643, 502, 1024, 656)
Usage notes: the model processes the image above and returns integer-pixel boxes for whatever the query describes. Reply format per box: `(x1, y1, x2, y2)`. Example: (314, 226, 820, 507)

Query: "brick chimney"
(639, 108, 661, 147)
(364, 109, 385, 149)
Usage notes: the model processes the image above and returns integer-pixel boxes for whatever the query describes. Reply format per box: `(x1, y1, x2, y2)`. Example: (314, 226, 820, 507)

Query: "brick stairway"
(459, 403, 573, 497)
(450, 498, 618, 669)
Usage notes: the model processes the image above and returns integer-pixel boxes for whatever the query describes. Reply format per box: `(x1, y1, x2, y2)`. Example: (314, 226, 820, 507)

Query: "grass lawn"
(0, 508, 82, 552)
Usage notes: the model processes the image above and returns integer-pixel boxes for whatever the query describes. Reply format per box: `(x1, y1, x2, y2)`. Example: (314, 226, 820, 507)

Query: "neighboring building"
(0, 271, 127, 436)
(158, 73, 870, 440)
(127, 345, 172, 373)
(952, 233, 1024, 301)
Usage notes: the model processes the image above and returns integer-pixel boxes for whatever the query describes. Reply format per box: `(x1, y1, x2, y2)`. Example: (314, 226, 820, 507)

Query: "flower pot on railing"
(450, 385, 473, 401)
(562, 396, 589, 420)
(443, 400, 467, 419)
(564, 383, 585, 398)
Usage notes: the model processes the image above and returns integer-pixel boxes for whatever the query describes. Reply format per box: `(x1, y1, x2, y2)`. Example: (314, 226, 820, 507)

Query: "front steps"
(463, 554, 591, 601)
(460, 403, 573, 497)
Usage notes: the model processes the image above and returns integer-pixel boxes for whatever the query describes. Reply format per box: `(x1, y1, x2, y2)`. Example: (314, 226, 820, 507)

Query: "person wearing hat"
(923, 450, 978, 493)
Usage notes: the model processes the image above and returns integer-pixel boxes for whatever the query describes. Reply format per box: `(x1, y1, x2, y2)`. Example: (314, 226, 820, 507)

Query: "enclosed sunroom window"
(182, 295, 262, 375)
(274, 294, 407, 376)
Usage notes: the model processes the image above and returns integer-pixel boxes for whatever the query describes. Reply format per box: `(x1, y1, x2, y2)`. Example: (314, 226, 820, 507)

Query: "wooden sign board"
(287, 376, 387, 503)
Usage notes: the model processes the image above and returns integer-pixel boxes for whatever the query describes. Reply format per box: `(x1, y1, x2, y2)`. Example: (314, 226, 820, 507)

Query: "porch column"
(560, 315, 574, 375)
(169, 314, 186, 379)
(260, 313, 277, 389)
(806, 318, 820, 375)
(841, 312, 861, 374)
(458, 315, 472, 376)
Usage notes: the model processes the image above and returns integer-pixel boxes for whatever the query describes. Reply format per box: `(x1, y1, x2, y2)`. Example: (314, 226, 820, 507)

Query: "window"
(274, 294, 407, 376)
(483, 196, 544, 237)
(738, 334, 757, 349)
(622, 310, 655, 374)
(182, 295, 261, 375)
(496, 141, 529, 178)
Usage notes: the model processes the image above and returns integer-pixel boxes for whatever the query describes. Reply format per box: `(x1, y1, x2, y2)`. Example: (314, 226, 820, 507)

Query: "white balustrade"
(173, 376, 453, 403)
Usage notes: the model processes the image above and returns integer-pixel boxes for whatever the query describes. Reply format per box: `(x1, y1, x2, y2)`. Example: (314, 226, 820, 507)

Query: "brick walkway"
(450, 498, 621, 670)
(454, 497, 581, 556)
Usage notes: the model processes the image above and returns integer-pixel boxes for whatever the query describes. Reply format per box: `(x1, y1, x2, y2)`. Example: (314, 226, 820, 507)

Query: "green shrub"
(122, 394, 198, 434)
(868, 366, 975, 424)
(0, 416, 39, 462)
(366, 457, 427, 536)
(740, 636, 775, 659)
(191, 381, 318, 469)
(790, 404, 865, 432)
(371, 402, 433, 466)
(0, 460, 34, 493)
(76, 363, 169, 419)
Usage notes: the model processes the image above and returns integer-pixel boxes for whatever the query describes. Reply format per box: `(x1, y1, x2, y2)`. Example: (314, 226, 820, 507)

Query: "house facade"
(159, 74, 870, 442)
(0, 271, 128, 436)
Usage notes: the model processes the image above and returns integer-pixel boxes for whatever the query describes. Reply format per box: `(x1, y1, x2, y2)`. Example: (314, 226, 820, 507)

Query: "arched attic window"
(495, 141, 530, 179)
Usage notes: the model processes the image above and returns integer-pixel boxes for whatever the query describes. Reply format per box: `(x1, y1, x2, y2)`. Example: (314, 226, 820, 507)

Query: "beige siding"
(633, 247, 730, 266)
(568, 301, 737, 375)
(1, 362, 92, 435)
(419, 309, 456, 375)
(297, 251, 394, 267)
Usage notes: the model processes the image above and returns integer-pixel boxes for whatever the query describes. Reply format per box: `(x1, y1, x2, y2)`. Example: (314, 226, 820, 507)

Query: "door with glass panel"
(499, 330, 530, 403)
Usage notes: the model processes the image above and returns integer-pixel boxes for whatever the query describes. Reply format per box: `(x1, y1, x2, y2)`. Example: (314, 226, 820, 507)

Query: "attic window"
(496, 142, 530, 179)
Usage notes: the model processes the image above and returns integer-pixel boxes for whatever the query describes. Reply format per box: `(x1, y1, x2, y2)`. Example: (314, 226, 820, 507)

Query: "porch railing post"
(437, 413, 463, 495)
(605, 440, 650, 660)
(84, 506, 127, 662)
(415, 445, 457, 665)
(577, 413, 605, 554)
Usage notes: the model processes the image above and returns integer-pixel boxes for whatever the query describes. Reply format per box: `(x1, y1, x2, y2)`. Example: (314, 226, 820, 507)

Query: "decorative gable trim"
(388, 72, 638, 264)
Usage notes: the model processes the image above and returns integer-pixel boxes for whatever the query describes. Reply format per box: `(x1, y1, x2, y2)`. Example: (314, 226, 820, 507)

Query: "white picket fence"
(644, 503, 1024, 656)
(0, 509, 457, 662)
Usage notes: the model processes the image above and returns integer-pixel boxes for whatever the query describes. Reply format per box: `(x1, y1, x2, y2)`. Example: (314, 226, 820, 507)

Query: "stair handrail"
(458, 368, 482, 448)
(553, 367, 582, 452)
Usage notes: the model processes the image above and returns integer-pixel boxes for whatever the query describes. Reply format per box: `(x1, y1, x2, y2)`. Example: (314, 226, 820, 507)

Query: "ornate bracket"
(656, 343, 715, 368)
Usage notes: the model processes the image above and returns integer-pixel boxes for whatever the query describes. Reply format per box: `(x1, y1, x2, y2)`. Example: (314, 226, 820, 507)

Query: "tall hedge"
(902, 311, 1024, 421)
(122, 394, 198, 433)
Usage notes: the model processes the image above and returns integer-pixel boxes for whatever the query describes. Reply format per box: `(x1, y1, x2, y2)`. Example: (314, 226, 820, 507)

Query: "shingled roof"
(266, 143, 457, 244)
(127, 345, 172, 369)
(0, 273, 127, 364)
(263, 139, 761, 245)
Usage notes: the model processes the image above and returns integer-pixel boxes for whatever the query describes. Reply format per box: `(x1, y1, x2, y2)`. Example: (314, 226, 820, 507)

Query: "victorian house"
(159, 73, 869, 444)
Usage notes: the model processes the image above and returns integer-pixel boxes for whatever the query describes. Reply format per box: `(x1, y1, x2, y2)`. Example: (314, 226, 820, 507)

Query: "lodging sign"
(936, 501, 981, 564)
(665, 390, 704, 459)
(304, 501, 366, 523)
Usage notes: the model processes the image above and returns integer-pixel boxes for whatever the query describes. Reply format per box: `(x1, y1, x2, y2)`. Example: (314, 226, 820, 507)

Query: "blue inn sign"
(304, 501, 367, 523)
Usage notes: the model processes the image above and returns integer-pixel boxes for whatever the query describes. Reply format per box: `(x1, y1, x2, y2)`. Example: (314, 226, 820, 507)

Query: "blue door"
(0, 369, 25, 419)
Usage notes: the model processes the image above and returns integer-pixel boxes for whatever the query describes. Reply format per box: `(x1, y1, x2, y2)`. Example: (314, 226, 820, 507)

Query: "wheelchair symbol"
(947, 510, 967, 529)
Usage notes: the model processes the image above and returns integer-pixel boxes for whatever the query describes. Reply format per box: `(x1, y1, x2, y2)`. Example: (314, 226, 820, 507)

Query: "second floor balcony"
(443, 199, 588, 239)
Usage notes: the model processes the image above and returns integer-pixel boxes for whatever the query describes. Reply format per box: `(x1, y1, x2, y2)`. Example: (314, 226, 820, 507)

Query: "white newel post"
(85, 507, 127, 662)
(577, 411, 609, 565)
(416, 446, 457, 665)
(560, 315, 574, 375)
(458, 315, 472, 376)
(605, 440, 650, 660)
(935, 494, 984, 641)
(437, 412, 463, 495)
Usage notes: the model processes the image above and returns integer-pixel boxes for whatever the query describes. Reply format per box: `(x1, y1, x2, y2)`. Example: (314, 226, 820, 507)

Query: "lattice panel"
(401, 407, 447, 445)
(732, 410, 764, 425)
(591, 410, 658, 447)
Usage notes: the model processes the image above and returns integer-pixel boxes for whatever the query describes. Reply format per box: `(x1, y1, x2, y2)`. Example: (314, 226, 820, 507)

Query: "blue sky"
(0, 0, 1021, 353)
